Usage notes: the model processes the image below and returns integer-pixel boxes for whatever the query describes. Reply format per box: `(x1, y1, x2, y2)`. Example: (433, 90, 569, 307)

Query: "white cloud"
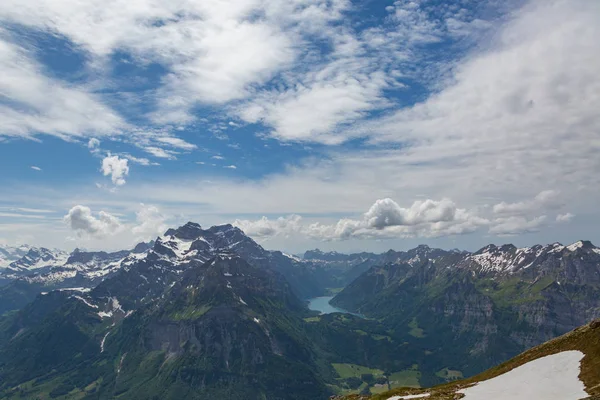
(0, 0, 325, 126)
(88, 138, 100, 149)
(556, 213, 574, 223)
(155, 136, 197, 150)
(235, 197, 489, 241)
(143, 146, 178, 160)
(489, 216, 547, 236)
(240, 72, 388, 144)
(30, 166, 42, 171)
(234, 215, 302, 238)
(493, 190, 561, 215)
(101, 155, 129, 186)
(0, 32, 124, 140)
(8, 207, 53, 214)
(1, 0, 598, 251)
(132, 204, 167, 239)
(232, 193, 575, 241)
(120, 154, 157, 166)
(352, 0, 600, 198)
(211, 155, 225, 160)
(364, 198, 457, 229)
(0, 212, 47, 219)
(59, 204, 169, 248)
(224, 165, 237, 169)
(64, 205, 123, 238)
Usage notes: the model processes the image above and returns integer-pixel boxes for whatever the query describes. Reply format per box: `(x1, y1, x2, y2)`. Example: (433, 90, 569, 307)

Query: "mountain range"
(0, 223, 599, 398)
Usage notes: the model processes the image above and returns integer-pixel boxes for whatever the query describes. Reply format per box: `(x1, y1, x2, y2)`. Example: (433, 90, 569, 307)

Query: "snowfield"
(458, 351, 587, 400)
(388, 394, 430, 399)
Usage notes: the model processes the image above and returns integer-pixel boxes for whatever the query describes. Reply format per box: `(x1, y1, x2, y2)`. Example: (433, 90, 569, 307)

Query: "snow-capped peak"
(7, 247, 68, 272)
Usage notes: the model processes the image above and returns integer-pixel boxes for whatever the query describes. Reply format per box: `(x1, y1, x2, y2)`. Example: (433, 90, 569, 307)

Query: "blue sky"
(0, 0, 599, 252)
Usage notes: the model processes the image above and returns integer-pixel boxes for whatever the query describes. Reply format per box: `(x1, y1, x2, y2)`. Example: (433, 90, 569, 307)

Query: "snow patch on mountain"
(71, 295, 98, 309)
(457, 351, 586, 400)
(388, 394, 430, 400)
(465, 241, 599, 274)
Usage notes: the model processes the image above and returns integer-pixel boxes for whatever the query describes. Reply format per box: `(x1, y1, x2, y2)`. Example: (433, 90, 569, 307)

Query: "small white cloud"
(143, 146, 178, 160)
(556, 213, 575, 223)
(88, 138, 100, 149)
(234, 215, 303, 238)
(30, 166, 42, 171)
(155, 137, 197, 150)
(64, 205, 122, 238)
(224, 165, 237, 169)
(196, 161, 205, 165)
(101, 155, 129, 186)
(121, 154, 158, 166)
(211, 155, 225, 160)
(364, 198, 456, 229)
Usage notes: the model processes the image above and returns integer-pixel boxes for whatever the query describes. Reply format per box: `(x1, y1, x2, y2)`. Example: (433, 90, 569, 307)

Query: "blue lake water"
(307, 296, 363, 317)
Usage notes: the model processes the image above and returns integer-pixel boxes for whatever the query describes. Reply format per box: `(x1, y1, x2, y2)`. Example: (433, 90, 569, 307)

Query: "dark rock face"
(66, 249, 129, 265)
(164, 221, 204, 240)
(132, 240, 154, 253)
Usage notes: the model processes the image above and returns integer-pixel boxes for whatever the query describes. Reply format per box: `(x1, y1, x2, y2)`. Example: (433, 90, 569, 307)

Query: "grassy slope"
(339, 318, 600, 400)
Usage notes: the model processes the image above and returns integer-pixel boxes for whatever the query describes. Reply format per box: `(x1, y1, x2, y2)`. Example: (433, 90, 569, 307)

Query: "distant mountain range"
(331, 239, 600, 382)
(0, 224, 599, 399)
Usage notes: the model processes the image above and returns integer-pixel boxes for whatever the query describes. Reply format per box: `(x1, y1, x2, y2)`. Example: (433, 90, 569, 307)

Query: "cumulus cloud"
(231, 193, 576, 241)
(235, 197, 488, 241)
(30, 166, 41, 171)
(132, 204, 167, 239)
(364, 198, 456, 229)
(61, 203, 168, 247)
(64, 205, 123, 238)
(101, 155, 129, 186)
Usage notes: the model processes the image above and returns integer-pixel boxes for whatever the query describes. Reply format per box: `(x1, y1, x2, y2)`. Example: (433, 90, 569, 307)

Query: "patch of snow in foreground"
(388, 394, 430, 399)
(458, 351, 586, 400)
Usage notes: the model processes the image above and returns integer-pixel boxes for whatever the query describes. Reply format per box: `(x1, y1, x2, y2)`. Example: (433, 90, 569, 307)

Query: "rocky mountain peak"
(499, 244, 517, 252)
(566, 240, 595, 251)
(164, 221, 204, 240)
(132, 240, 154, 254)
(303, 248, 348, 261)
